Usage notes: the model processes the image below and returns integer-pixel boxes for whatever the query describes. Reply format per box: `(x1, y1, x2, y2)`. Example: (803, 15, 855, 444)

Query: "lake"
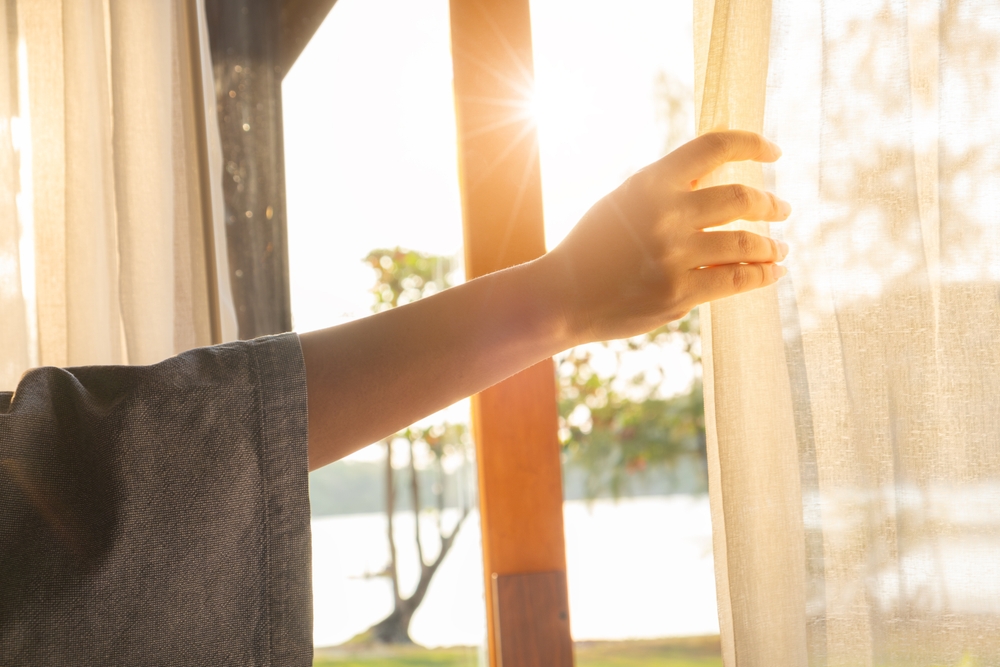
(311, 494, 719, 648)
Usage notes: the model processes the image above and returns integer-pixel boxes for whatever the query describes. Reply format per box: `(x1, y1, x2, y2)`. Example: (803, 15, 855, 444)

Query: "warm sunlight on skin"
(300, 129, 790, 470)
(285, 0, 740, 645)
(283, 0, 693, 333)
(282, 0, 695, 458)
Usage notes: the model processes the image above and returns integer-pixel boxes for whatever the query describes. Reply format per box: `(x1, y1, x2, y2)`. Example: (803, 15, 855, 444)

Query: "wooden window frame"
(449, 1, 574, 665)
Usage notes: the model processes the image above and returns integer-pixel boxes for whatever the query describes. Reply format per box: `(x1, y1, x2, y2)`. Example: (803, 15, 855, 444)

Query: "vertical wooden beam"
(493, 571, 573, 666)
(448, 1, 573, 665)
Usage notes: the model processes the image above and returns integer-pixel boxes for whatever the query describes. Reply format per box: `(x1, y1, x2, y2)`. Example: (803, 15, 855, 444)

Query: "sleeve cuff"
(247, 332, 313, 665)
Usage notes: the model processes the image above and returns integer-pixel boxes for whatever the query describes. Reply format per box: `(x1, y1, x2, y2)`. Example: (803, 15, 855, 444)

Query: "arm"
(300, 131, 791, 470)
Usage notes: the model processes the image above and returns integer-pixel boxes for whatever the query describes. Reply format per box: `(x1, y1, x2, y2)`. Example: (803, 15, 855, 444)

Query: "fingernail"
(779, 199, 792, 218)
(777, 240, 789, 260)
(769, 140, 783, 157)
(772, 264, 788, 280)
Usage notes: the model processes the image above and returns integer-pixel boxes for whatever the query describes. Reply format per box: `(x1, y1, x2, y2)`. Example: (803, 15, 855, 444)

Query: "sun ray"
(451, 43, 535, 101)
(458, 107, 533, 143)
(475, 1, 538, 97)
(455, 94, 534, 109)
(491, 138, 542, 266)
(466, 118, 538, 193)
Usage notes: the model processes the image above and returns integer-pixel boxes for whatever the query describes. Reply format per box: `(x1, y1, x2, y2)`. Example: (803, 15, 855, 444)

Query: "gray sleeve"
(0, 333, 313, 666)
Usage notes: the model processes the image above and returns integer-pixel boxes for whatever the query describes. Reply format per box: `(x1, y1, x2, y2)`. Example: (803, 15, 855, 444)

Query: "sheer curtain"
(0, 0, 236, 390)
(698, 1, 1000, 665)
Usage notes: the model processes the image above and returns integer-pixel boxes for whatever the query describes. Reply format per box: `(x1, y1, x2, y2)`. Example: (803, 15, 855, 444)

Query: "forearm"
(300, 257, 572, 470)
(300, 131, 791, 471)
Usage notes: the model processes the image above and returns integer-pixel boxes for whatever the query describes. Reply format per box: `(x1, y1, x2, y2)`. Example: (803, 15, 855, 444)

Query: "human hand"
(539, 130, 790, 344)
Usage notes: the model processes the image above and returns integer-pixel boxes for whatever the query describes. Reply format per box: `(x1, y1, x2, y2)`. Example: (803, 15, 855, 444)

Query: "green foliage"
(412, 422, 468, 464)
(355, 247, 474, 645)
(550, 64, 703, 500)
(391, 422, 474, 514)
(557, 310, 706, 499)
(363, 246, 707, 503)
(364, 248, 456, 311)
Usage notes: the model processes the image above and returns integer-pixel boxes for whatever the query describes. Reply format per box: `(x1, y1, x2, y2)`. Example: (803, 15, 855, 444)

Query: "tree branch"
(435, 457, 445, 536)
(433, 505, 471, 570)
(400, 505, 472, 613)
(385, 440, 400, 603)
(409, 438, 425, 567)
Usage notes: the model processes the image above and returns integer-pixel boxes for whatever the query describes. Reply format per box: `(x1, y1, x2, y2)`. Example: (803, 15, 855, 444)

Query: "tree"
(556, 311, 706, 499)
(554, 67, 705, 501)
(358, 248, 474, 645)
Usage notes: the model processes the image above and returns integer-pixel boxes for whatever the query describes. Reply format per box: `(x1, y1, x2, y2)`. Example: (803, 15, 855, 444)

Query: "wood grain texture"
(493, 571, 573, 667)
(448, 1, 573, 665)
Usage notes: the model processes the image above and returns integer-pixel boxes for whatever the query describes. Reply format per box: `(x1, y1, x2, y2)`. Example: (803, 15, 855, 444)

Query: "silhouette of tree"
(354, 248, 473, 645)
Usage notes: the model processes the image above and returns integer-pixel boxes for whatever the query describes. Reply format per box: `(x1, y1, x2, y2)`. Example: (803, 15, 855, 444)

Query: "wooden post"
(448, 1, 573, 665)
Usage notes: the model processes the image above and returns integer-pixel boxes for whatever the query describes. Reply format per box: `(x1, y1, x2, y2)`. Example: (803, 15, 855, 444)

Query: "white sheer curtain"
(698, 1, 1000, 665)
(0, 0, 236, 390)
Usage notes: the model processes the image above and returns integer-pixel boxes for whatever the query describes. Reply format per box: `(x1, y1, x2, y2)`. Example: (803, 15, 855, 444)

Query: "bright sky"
(283, 0, 693, 332)
(282, 0, 695, 456)
(285, 4, 701, 641)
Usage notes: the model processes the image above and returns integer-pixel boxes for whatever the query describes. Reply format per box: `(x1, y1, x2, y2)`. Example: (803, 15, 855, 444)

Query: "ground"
(313, 636, 723, 667)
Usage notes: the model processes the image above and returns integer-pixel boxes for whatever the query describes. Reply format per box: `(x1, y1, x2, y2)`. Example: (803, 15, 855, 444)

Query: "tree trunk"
(368, 605, 416, 644)
(385, 441, 400, 602)
(364, 507, 471, 644)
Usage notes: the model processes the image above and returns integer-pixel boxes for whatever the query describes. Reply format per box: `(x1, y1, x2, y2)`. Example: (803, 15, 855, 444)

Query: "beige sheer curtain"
(698, 1, 1000, 665)
(0, 0, 236, 390)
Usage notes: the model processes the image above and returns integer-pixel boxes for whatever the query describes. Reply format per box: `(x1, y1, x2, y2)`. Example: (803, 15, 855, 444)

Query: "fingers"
(687, 262, 787, 303)
(660, 131, 782, 186)
(686, 183, 791, 229)
(690, 230, 788, 267)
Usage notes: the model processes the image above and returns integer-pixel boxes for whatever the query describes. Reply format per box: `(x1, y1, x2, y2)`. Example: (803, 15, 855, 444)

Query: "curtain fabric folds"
(698, 1, 1000, 665)
(0, 0, 236, 390)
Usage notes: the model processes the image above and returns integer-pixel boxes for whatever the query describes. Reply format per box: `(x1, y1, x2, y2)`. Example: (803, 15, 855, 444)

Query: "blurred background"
(282, 1, 719, 664)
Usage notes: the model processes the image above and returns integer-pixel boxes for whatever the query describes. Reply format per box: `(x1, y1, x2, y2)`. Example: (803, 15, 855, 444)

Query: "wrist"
(518, 253, 587, 353)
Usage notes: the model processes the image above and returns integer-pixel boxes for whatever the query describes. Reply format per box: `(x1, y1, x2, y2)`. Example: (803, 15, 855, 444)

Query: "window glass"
(285, 0, 720, 663)
(282, 0, 483, 663)
(530, 0, 723, 659)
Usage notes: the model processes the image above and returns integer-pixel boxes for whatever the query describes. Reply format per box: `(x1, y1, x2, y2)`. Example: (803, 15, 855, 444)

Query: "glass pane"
(282, 1, 484, 664)
(530, 0, 723, 662)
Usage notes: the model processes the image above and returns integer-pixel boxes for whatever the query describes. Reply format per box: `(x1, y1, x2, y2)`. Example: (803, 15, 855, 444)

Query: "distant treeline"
(308, 457, 707, 517)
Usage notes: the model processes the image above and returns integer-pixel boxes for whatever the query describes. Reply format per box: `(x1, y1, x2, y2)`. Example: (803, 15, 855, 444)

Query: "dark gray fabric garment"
(0, 333, 313, 666)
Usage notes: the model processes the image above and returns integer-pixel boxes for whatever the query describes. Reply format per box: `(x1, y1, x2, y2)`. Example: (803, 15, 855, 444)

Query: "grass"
(314, 645, 477, 667)
(313, 636, 722, 667)
(577, 637, 722, 667)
